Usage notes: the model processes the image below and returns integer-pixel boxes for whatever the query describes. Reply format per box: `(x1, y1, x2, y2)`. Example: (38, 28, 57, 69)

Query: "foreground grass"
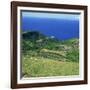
(22, 56, 79, 77)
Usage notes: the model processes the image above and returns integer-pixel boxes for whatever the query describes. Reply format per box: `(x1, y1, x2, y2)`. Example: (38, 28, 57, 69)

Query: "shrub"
(66, 49, 79, 62)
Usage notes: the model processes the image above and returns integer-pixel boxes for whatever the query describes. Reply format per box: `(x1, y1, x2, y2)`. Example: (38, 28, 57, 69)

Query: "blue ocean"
(21, 17, 79, 40)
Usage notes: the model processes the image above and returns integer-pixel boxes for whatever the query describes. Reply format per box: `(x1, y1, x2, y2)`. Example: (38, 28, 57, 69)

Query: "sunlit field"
(22, 55, 79, 77)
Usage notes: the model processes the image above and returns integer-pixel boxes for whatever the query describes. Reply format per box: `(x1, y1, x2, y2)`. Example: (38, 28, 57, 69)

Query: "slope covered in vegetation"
(21, 31, 79, 77)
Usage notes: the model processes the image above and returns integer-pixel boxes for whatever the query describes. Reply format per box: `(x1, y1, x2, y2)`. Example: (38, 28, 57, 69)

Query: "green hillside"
(21, 31, 79, 77)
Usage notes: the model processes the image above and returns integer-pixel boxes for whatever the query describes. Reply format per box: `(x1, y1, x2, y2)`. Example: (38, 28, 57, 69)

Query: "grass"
(21, 31, 79, 77)
(22, 55, 79, 77)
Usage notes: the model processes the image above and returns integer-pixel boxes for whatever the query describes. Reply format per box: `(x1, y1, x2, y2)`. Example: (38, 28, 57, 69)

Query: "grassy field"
(21, 31, 79, 77)
(22, 55, 79, 77)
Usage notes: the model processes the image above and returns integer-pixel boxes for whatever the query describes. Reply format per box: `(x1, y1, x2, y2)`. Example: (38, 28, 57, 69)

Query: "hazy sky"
(22, 11, 80, 21)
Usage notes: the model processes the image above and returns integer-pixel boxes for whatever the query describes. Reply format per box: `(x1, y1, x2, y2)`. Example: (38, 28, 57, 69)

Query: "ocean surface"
(21, 17, 79, 40)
